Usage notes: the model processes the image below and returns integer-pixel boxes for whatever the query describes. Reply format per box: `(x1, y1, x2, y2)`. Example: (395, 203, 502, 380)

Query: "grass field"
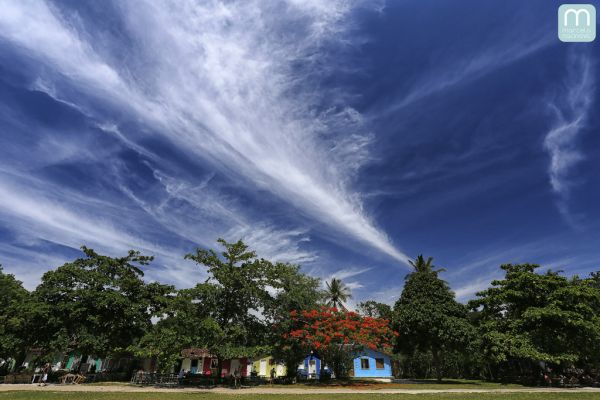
(85, 379, 524, 390)
(258, 379, 526, 390)
(2, 393, 600, 400)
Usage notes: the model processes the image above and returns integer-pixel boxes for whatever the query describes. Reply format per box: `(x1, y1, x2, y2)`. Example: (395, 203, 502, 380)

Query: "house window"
(360, 358, 370, 369)
(375, 358, 385, 369)
(210, 359, 218, 368)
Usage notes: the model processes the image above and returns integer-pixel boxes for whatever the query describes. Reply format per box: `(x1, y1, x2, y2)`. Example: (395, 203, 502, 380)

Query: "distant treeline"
(1, 239, 599, 384)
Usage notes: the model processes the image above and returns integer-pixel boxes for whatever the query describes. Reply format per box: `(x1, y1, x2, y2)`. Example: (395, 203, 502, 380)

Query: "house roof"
(355, 347, 394, 357)
(180, 348, 214, 359)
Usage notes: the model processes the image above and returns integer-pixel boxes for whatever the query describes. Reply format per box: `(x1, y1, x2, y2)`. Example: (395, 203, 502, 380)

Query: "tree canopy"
(2, 243, 600, 384)
(282, 307, 397, 377)
(357, 300, 393, 321)
(168, 239, 322, 373)
(469, 264, 600, 369)
(324, 278, 352, 311)
(394, 255, 473, 381)
(0, 265, 35, 363)
(33, 247, 173, 358)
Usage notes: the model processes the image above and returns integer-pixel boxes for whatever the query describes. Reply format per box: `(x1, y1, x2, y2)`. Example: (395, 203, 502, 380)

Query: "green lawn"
(85, 379, 523, 390)
(273, 379, 525, 390)
(2, 393, 600, 400)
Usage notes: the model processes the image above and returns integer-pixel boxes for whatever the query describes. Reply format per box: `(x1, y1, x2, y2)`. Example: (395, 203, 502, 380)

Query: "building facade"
(251, 356, 286, 377)
(351, 348, 393, 379)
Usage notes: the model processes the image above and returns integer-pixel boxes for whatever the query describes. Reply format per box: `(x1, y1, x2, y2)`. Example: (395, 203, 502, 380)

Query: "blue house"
(298, 352, 321, 379)
(351, 348, 393, 379)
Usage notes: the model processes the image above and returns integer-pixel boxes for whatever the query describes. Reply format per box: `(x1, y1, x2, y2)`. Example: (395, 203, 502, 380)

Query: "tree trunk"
(217, 357, 223, 384)
(432, 349, 442, 382)
(487, 363, 494, 381)
(14, 349, 27, 372)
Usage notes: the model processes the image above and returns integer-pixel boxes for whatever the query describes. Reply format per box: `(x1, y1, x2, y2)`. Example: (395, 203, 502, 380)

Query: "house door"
(308, 360, 317, 375)
(230, 359, 240, 376)
(259, 360, 267, 376)
(276, 364, 284, 376)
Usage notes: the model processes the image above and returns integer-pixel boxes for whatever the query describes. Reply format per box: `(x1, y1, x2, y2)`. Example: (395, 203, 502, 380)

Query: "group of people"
(540, 366, 596, 387)
(176, 365, 278, 388)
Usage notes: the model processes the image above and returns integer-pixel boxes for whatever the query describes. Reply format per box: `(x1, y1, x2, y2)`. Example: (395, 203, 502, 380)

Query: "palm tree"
(325, 278, 352, 311)
(409, 254, 445, 274)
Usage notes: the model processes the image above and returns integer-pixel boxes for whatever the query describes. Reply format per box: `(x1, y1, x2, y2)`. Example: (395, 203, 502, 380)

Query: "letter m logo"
(564, 8, 591, 26)
(558, 4, 596, 42)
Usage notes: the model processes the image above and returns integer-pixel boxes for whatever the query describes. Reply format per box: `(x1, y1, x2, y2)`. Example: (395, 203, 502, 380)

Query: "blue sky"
(0, 0, 598, 305)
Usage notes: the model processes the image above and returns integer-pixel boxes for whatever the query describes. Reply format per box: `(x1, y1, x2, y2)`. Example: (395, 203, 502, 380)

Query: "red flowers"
(281, 306, 397, 353)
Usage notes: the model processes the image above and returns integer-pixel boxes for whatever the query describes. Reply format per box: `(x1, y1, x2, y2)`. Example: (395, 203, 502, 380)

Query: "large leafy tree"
(184, 239, 319, 373)
(268, 264, 323, 375)
(184, 239, 275, 359)
(0, 265, 36, 365)
(282, 307, 397, 378)
(324, 278, 352, 311)
(34, 247, 173, 358)
(357, 301, 393, 321)
(132, 285, 225, 372)
(469, 264, 600, 377)
(135, 240, 322, 374)
(394, 255, 473, 381)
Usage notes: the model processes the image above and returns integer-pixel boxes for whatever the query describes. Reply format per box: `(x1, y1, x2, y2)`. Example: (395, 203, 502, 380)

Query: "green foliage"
(469, 264, 600, 368)
(324, 278, 352, 310)
(282, 308, 397, 378)
(182, 239, 323, 369)
(394, 255, 474, 381)
(33, 247, 174, 358)
(6, 242, 600, 383)
(357, 300, 393, 321)
(268, 264, 323, 375)
(130, 239, 322, 372)
(0, 264, 36, 361)
(183, 239, 277, 358)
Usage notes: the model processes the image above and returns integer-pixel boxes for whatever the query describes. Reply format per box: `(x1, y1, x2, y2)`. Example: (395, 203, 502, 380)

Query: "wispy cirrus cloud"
(379, 33, 551, 115)
(0, 0, 407, 265)
(0, 170, 198, 288)
(543, 52, 594, 227)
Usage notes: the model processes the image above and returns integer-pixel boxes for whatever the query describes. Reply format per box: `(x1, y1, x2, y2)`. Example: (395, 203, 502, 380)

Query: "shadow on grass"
(291, 378, 523, 389)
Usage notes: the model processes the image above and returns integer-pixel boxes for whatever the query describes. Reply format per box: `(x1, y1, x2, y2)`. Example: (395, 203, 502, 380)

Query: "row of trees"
(393, 257, 600, 381)
(2, 239, 600, 383)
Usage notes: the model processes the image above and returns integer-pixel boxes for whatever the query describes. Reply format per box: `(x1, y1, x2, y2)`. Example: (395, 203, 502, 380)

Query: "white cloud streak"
(0, 0, 408, 264)
(0, 171, 200, 288)
(543, 52, 594, 226)
(380, 35, 551, 114)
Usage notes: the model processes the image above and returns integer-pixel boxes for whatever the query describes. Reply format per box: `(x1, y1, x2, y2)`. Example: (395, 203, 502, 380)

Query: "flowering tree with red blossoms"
(281, 307, 398, 378)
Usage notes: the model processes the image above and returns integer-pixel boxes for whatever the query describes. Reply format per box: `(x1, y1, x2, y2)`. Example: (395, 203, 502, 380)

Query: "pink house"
(179, 348, 251, 377)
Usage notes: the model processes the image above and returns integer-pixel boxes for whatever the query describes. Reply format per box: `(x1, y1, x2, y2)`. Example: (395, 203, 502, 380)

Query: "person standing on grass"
(178, 368, 186, 386)
(39, 363, 50, 386)
(233, 367, 241, 389)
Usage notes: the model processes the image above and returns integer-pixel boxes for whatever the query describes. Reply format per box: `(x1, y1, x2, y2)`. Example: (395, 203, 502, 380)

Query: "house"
(297, 352, 321, 379)
(179, 348, 251, 377)
(220, 357, 251, 377)
(19, 348, 148, 374)
(64, 354, 106, 372)
(180, 348, 217, 375)
(350, 348, 393, 379)
(63, 353, 141, 373)
(251, 356, 286, 378)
